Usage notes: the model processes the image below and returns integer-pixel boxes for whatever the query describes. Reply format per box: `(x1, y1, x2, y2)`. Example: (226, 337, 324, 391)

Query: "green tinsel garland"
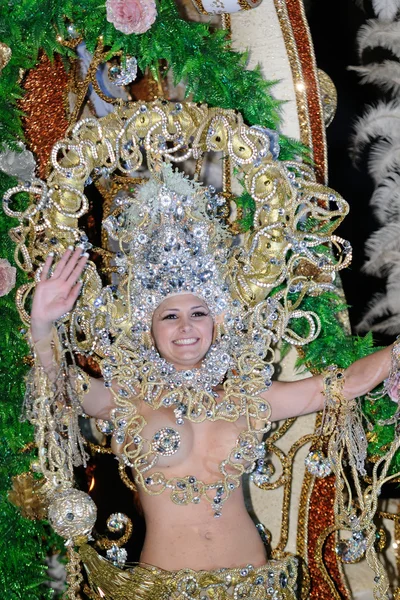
(0, 171, 63, 598)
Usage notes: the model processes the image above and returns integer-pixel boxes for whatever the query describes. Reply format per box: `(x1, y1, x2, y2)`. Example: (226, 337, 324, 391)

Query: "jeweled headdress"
(103, 165, 234, 337)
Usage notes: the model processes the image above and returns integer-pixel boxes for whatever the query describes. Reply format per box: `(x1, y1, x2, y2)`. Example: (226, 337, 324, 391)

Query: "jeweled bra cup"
(111, 379, 271, 518)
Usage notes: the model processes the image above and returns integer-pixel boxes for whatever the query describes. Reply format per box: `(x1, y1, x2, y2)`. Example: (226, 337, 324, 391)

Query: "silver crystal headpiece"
(103, 166, 235, 336)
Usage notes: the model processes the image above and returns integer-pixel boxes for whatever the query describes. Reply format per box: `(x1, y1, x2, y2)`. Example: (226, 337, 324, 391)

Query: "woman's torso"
(117, 397, 268, 570)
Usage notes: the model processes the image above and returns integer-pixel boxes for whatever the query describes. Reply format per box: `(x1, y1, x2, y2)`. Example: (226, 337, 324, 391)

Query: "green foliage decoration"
(0, 0, 306, 159)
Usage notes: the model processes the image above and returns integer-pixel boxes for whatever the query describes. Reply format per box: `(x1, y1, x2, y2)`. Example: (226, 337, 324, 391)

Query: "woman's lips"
(172, 337, 199, 346)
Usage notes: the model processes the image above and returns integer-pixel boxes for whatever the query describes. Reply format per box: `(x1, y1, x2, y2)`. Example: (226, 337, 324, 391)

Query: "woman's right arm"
(31, 246, 115, 420)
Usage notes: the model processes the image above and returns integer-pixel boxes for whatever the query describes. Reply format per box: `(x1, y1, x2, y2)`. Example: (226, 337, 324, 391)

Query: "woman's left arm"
(263, 345, 394, 422)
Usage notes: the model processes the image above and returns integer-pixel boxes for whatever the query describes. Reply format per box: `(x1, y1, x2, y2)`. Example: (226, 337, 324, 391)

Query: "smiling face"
(151, 294, 214, 370)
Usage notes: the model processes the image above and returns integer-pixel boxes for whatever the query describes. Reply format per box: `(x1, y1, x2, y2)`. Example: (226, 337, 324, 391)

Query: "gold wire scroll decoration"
(3, 99, 350, 328)
(95, 513, 133, 551)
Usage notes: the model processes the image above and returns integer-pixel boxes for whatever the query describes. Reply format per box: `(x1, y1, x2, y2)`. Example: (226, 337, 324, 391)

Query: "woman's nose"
(179, 317, 192, 331)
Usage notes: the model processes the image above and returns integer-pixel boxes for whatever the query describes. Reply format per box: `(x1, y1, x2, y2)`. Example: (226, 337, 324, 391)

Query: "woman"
(29, 237, 395, 599)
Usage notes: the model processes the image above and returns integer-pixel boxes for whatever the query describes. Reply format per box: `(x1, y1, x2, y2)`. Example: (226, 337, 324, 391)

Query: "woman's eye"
(162, 314, 177, 320)
(192, 311, 208, 317)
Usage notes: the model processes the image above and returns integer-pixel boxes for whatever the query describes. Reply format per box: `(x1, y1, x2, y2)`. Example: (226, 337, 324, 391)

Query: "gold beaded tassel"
(322, 365, 400, 599)
(64, 545, 84, 600)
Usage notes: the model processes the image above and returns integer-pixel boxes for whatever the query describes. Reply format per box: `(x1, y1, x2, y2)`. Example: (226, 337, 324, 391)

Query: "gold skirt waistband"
(80, 544, 298, 600)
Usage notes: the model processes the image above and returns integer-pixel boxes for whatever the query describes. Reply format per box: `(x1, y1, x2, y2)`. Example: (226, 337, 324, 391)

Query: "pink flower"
(106, 0, 157, 35)
(0, 258, 16, 298)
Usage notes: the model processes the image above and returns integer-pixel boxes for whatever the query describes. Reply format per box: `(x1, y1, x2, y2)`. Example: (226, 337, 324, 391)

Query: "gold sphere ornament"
(317, 69, 337, 128)
(48, 488, 97, 540)
(0, 42, 11, 74)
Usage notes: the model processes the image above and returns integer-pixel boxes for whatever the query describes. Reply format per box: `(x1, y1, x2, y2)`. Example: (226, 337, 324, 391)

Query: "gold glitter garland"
(221, 13, 232, 35)
(190, 0, 209, 15)
(273, 0, 312, 153)
(307, 476, 350, 599)
(265, 433, 316, 556)
(286, 0, 327, 184)
(297, 466, 313, 600)
(19, 53, 70, 179)
(274, 0, 327, 184)
(395, 504, 400, 596)
(296, 407, 351, 598)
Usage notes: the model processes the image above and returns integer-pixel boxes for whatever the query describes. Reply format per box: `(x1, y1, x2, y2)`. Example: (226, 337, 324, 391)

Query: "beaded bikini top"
(101, 343, 273, 517)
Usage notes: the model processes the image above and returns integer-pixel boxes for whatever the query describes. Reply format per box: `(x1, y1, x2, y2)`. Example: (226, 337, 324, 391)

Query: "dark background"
(306, 0, 394, 347)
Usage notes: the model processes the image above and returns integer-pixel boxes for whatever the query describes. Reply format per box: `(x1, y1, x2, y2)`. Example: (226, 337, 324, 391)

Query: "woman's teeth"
(173, 338, 198, 345)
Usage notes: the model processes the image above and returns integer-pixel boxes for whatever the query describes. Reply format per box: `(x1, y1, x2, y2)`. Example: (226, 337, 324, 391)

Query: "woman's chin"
(173, 358, 202, 370)
(170, 351, 205, 370)
(158, 342, 210, 369)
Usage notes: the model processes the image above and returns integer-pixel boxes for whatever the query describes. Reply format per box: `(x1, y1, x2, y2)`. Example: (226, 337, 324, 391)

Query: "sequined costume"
(80, 544, 298, 600)
(13, 102, 355, 598)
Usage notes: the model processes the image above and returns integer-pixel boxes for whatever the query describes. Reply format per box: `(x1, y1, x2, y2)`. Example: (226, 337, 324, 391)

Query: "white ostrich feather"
(46, 554, 66, 592)
(349, 61, 400, 95)
(356, 292, 390, 332)
(368, 172, 400, 223)
(364, 246, 400, 275)
(363, 222, 400, 272)
(369, 174, 400, 223)
(367, 138, 400, 182)
(372, 0, 400, 21)
(352, 2, 400, 336)
(357, 262, 400, 333)
(350, 100, 400, 163)
(355, 19, 400, 58)
(357, 297, 400, 333)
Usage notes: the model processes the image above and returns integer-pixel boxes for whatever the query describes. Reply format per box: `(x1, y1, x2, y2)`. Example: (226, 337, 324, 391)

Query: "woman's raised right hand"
(30, 246, 89, 341)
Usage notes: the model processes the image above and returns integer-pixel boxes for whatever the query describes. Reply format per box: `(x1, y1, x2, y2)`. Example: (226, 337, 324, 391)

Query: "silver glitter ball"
(48, 489, 97, 540)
